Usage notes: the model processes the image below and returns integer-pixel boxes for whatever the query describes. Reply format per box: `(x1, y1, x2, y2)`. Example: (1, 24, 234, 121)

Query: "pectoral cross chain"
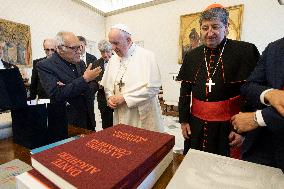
(118, 79, 125, 92)
(206, 78, 215, 93)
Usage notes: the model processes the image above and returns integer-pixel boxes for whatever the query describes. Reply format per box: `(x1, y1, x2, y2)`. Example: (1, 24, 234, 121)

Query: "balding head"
(55, 31, 82, 64)
(43, 38, 56, 58)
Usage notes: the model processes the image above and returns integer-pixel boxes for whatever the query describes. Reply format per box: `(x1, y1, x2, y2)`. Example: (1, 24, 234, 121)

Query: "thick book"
(31, 124, 175, 189)
(17, 151, 173, 189)
(0, 159, 32, 189)
(166, 149, 284, 189)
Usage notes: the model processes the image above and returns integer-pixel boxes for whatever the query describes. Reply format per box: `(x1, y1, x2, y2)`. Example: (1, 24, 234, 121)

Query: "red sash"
(191, 95, 242, 159)
(191, 96, 241, 121)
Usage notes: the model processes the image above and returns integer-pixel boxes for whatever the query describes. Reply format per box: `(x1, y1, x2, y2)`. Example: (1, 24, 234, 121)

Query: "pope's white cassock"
(101, 44, 163, 132)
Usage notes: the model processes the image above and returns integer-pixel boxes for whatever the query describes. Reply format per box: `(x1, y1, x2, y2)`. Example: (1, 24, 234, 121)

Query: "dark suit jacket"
(37, 53, 98, 130)
(30, 57, 49, 99)
(0, 60, 22, 111)
(85, 52, 97, 67)
(241, 37, 284, 170)
(93, 58, 104, 82)
(93, 58, 109, 111)
(0, 67, 26, 111)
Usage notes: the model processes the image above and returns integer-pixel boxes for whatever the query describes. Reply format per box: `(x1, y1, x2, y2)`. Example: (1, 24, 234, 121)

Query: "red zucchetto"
(204, 3, 225, 11)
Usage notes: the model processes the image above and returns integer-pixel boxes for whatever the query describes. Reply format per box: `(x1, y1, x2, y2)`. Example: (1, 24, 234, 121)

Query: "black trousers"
(97, 89, 113, 129)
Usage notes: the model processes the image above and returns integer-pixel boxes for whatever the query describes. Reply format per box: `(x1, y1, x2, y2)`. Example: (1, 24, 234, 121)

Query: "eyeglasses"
(61, 45, 82, 52)
(44, 48, 55, 52)
(201, 24, 223, 32)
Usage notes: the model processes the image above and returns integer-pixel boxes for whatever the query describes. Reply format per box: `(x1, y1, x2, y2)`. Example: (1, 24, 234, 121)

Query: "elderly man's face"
(58, 34, 82, 64)
(200, 19, 227, 48)
(108, 29, 131, 57)
(100, 50, 112, 61)
(43, 40, 56, 58)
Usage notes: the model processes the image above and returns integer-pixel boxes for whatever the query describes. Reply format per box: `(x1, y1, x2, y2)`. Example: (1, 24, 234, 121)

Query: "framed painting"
(0, 18, 32, 67)
(178, 4, 244, 64)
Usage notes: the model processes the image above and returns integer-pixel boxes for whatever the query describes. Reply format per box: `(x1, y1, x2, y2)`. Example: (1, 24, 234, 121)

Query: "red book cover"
(31, 124, 175, 189)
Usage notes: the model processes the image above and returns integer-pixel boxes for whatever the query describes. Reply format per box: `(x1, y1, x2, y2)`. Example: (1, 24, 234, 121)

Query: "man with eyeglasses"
(177, 4, 260, 158)
(37, 31, 101, 132)
(29, 38, 56, 100)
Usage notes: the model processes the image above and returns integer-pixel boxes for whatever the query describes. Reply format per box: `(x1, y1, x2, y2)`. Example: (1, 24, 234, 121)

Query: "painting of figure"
(0, 18, 32, 67)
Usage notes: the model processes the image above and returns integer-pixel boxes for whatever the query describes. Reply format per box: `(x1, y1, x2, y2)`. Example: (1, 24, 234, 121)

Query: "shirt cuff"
(260, 89, 274, 105)
(255, 110, 266, 127)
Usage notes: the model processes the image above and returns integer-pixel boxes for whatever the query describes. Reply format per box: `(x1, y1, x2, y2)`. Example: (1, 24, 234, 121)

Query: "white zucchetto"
(110, 24, 132, 35)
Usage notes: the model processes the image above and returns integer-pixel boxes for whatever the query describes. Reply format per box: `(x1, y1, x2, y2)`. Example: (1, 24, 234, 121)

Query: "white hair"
(98, 40, 112, 52)
(55, 31, 67, 47)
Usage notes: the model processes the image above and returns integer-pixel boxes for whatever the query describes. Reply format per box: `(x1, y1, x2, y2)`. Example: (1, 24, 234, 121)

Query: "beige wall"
(105, 0, 284, 104)
(0, 0, 105, 60)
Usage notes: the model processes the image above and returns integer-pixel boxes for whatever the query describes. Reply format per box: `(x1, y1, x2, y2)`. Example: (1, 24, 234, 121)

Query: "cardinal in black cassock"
(177, 4, 260, 157)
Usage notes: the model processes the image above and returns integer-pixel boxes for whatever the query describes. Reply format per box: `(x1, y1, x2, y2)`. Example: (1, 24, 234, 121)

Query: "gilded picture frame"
(0, 18, 32, 67)
(178, 4, 244, 64)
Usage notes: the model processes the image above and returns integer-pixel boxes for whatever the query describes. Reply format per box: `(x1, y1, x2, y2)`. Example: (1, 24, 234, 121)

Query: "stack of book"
(16, 124, 175, 189)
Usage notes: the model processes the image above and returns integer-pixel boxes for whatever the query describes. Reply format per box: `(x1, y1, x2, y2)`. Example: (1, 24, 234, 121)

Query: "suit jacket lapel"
(86, 53, 90, 66)
(273, 49, 284, 89)
(2, 60, 10, 69)
(97, 58, 105, 81)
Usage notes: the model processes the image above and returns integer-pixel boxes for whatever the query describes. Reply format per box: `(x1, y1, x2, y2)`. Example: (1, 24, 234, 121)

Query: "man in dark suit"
(37, 31, 102, 131)
(65, 35, 97, 127)
(77, 36, 97, 67)
(232, 37, 284, 171)
(93, 40, 113, 129)
(29, 39, 56, 99)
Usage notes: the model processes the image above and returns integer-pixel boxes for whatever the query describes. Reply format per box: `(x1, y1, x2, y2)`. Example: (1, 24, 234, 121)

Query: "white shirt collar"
(0, 59, 5, 69)
(81, 52, 87, 63)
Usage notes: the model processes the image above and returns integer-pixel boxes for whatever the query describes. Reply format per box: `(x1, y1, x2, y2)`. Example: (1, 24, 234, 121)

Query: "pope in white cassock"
(101, 24, 163, 132)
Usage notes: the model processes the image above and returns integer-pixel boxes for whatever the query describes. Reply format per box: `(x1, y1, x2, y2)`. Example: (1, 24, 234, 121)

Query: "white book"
(167, 149, 284, 189)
